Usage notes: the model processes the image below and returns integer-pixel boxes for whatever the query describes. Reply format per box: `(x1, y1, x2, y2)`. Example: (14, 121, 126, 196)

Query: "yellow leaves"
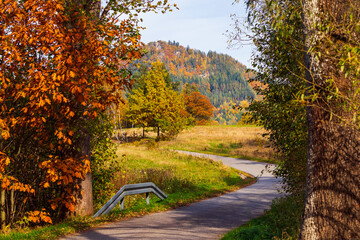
(5, 157, 10, 166)
(1, 131, 10, 140)
(43, 182, 50, 188)
(38, 98, 45, 107)
(69, 71, 75, 78)
(0, 153, 11, 172)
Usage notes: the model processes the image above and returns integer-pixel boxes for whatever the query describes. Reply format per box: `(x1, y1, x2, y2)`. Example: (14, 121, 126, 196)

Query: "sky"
(138, 0, 254, 68)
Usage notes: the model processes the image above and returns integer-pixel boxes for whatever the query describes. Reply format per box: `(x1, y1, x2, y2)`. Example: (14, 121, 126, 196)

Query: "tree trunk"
(301, 0, 360, 238)
(72, 0, 100, 216)
(0, 188, 5, 229)
(74, 133, 94, 216)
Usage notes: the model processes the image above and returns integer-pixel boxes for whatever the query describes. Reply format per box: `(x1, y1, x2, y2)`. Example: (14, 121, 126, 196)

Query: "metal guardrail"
(93, 182, 167, 218)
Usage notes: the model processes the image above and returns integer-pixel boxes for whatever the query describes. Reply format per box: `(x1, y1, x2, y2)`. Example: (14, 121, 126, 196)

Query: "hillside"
(142, 41, 256, 108)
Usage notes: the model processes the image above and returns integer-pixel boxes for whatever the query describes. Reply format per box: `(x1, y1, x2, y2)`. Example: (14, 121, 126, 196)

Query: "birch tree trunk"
(301, 0, 360, 238)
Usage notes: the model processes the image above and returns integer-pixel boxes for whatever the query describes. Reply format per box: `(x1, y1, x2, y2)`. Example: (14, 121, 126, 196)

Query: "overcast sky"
(138, 0, 253, 68)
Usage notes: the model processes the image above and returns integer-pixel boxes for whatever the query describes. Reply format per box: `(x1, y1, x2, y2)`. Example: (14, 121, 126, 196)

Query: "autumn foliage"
(126, 62, 186, 138)
(181, 84, 214, 125)
(0, 0, 143, 225)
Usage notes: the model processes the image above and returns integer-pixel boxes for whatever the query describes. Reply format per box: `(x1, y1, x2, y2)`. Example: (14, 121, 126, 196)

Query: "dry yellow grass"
(115, 125, 275, 161)
(162, 125, 274, 161)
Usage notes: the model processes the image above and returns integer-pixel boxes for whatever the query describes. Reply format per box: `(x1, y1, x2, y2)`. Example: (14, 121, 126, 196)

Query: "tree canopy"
(126, 61, 186, 138)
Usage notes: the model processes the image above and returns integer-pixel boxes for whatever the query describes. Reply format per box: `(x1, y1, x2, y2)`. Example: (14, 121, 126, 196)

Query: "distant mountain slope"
(142, 40, 256, 108)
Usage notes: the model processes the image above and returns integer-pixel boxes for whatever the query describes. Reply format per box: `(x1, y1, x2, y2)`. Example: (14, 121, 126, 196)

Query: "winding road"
(61, 151, 281, 240)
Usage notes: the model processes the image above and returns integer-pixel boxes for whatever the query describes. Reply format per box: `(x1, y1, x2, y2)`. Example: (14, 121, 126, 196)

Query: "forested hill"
(142, 40, 256, 108)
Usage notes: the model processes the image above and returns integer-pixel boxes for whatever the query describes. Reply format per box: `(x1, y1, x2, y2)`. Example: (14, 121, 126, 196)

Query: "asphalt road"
(61, 151, 281, 240)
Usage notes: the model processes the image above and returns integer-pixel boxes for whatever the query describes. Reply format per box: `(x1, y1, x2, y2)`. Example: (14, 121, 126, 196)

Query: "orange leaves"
(27, 210, 52, 224)
(39, 155, 90, 212)
(0, 173, 35, 194)
(2, 178, 10, 189)
(0, 152, 11, 172)
(183, 91, 215, 122)
(69, 71, 75, 78)
(1, 0, 144, 225)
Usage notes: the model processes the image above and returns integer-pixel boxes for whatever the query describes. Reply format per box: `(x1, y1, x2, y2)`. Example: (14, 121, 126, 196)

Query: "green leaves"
(238, 0, 308, 194)
(126, 62, 186, 138)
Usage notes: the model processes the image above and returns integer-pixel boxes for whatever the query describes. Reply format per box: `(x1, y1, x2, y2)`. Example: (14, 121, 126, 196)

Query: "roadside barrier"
(93, 182, 167, 218)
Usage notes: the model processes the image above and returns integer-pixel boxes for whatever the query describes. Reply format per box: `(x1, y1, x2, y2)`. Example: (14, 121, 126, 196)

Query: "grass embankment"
(1, 144, 254, 240)
(221, 195, 304, 240)
(162, 125, 276, 163)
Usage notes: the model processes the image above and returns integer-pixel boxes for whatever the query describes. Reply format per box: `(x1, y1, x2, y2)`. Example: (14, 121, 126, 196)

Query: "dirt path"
(61, 152, 281, 240)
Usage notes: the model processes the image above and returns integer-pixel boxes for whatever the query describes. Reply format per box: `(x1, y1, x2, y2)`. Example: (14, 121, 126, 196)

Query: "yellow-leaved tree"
(127, 62, 186, 139)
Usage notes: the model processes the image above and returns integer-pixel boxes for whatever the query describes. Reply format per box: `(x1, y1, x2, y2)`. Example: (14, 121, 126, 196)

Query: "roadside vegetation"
(222, 195, 303, 240)
(0, 136, 254, 240)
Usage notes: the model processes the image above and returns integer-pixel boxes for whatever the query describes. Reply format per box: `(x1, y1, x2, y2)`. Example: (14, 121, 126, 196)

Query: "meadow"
(119, 125, 275, 162)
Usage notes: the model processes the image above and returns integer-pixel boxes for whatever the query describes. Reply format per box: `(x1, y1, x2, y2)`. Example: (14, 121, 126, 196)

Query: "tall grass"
(161, 125, 275, 162)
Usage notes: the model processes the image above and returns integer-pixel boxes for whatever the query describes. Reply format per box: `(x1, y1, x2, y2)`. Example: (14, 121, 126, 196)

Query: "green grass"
(1, 145, 255, 240)
(221, 195, 304, 240)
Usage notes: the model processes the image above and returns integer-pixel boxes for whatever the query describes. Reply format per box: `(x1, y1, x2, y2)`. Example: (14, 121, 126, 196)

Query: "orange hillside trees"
(0, 0, 173, 226)
(126, 62, 186, 139)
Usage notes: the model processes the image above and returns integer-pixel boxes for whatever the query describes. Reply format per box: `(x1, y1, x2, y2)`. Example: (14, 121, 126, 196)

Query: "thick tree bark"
(74, 133, 94, 216)
(301, 0, 360, 238)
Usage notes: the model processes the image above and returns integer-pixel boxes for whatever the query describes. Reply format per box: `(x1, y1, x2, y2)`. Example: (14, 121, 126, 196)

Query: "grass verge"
(1, 145, 255, 240)
(221, 194, 304, 240)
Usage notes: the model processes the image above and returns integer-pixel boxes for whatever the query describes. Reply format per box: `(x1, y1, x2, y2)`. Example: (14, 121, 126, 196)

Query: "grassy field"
(162, 125, 275, 163)
(116, 125, 275, 162)
(1, 143, 255, 240)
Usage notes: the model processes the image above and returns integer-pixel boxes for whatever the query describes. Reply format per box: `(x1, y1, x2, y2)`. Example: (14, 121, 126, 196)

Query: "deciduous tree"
(127, 62, 186, 138)
(182, 83, 215, 125)
(0, 0, 174, 225)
